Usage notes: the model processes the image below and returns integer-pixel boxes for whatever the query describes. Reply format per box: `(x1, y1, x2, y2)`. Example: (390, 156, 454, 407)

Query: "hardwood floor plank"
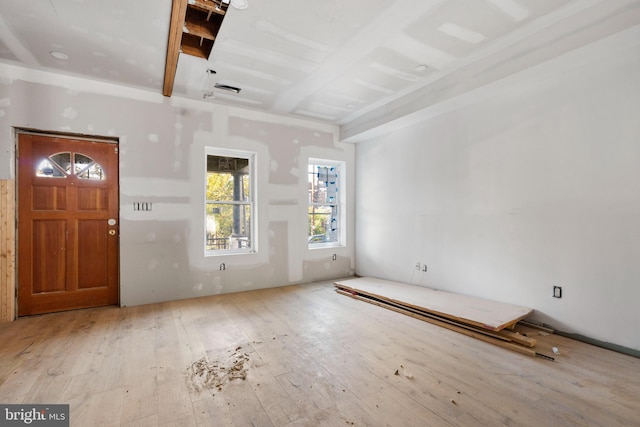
(0, 280, 638, 427)
(191, 396, 234, 426)
(121, 414, 158, 427)
(222, 380, 275, 427)
(120, 370, 158, 425)
(241, 351, 305, 425)
(69, 386, 127, 427)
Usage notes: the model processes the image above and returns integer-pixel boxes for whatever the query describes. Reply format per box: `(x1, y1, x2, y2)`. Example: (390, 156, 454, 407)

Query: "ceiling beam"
(190, 0, 226, 16)
(184, 9, 221, 40)
(0, 13, 39, 66)
(163, 0, 188, 97)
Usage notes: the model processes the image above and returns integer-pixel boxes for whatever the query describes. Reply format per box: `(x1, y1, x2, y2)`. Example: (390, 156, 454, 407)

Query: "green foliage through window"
(206, 152, 253, 252)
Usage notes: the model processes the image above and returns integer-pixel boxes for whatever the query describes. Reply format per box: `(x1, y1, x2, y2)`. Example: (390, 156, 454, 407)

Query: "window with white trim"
(308, 160, 343, 247)
(205, 148, 255, 254)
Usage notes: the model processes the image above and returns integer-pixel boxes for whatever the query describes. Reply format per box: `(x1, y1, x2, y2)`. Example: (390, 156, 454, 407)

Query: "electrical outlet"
(133, 202, 152, 211)
(422, 264, 427, 272)
(553, 286, 562, 298)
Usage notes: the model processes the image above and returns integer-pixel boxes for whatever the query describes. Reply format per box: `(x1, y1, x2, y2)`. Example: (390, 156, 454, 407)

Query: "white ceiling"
(0, 0, 639, 139)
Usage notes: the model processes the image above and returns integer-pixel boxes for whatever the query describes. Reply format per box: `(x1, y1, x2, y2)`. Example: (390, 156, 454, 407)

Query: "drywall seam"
(0, 14, 39, 66)
(337, 0, 606, 129)
(0, 62, 163, 104)
(341, 23, 640, 142)
(225, 103, 338, 133)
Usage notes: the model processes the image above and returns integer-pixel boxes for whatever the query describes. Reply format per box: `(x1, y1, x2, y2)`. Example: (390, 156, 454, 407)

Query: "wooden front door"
(17, 133, 119, 316)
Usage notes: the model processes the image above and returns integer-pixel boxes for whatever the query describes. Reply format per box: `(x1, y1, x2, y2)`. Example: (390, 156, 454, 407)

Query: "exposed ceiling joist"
(163, 0, 228, 97)
(163, 0, 187, 97)
(2, 0, 634, 133)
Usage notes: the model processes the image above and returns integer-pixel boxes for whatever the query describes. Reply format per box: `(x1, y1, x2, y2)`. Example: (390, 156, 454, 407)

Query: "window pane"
(74, 153, 105, 180)
(205, 151, 254, 253)
(50, 152, 72, 175)
(308, 165, 338, 204)
(36, 158, 66, 178)
(207, 155, 250, 202)
(74, 153, 93, 173)
(206, 173, 250, 202)
(309, 166, 324, 204)
(308, 162, 340, 245)
(308, 205, 338, 243)
(35, 152, 72, 177)
(77, 162, 105, 180)
(206, 203, 252, 251)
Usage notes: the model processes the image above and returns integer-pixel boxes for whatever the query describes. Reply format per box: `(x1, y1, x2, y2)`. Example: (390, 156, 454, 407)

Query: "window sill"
(205, 249, 256, 257)
(308, 243, 343, 250)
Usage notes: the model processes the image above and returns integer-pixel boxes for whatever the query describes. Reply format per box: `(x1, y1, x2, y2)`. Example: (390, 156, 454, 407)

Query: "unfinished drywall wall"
(0, 65, 354, 310)
(354, 27, 640, 351)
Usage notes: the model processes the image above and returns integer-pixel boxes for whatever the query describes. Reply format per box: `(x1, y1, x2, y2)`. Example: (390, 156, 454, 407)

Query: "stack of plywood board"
(335, 277, 553, 360)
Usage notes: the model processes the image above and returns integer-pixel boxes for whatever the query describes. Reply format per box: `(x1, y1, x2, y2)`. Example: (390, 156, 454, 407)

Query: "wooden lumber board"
(336, 289, 540, 359)
(518, 320, 555, 333)
(1, 180, 16, 323)
(335, 277, 533, 332)
(337, 286, 536, 347)
(374, 291, 535, 347)
(496, 328, 537, 348)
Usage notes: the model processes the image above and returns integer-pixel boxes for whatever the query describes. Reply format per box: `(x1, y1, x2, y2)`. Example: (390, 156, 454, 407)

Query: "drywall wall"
(0, 65, 354, 308)
(354, 27, 640, 351)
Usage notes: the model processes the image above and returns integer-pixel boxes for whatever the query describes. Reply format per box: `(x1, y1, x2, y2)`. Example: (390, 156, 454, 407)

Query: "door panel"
(33, 186, 67, 210)
(32, 219, 66, 293)
(77, 219, 109, 288)
(77, 187, 108, 210)
(18, 133, 119, 316)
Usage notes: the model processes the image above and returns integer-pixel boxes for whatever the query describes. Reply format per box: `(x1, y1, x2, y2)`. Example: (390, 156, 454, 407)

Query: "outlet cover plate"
(553, 286, 562, 298)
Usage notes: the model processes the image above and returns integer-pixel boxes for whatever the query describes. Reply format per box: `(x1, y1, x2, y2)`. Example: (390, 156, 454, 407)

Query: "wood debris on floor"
(187, 346, 250, 393)
(335, 277, 555, 360)
(394, 364, 413, 379)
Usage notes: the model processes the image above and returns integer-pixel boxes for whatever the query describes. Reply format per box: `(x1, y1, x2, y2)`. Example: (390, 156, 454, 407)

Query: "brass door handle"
(108, 229, 116, 236)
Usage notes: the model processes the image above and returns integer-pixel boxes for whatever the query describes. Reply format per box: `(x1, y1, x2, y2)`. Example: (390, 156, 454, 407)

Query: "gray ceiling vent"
(214, 83, 241, 94)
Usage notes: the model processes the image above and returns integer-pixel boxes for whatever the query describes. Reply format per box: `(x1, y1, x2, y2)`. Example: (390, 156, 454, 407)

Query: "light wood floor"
(1, 280, 638, 426)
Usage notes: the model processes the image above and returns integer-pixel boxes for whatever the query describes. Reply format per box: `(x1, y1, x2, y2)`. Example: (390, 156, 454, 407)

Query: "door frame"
(14, 128, 121, 316)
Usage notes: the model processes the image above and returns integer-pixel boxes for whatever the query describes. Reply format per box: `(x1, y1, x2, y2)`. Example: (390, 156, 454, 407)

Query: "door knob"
(108, 229, 116, 236)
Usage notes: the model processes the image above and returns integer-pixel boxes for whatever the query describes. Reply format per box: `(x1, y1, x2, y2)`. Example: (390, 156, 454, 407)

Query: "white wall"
(354, 29, 640, 350)
(0, 65, 355, 306)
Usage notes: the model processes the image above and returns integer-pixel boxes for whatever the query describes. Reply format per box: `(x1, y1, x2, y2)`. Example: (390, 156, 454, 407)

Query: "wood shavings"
(187, 348, 250, 392)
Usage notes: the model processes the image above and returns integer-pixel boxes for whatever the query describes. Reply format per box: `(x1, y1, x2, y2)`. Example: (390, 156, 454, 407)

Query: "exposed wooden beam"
(184, 8, 222, 40)
(180, 34, 214, 59)
(190, 0, 226, 15)
(163, 0, 188, 97)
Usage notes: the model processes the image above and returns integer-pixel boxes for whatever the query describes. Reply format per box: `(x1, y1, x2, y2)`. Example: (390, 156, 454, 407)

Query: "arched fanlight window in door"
(36, 152, 105, 180)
